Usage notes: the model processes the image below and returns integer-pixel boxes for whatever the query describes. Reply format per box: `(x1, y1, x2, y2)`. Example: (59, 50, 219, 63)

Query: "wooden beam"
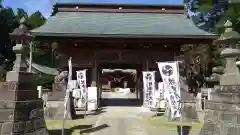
(58, 7, 185, 14)
(35, 36, 216, 44)
(54, 3, 185, 10)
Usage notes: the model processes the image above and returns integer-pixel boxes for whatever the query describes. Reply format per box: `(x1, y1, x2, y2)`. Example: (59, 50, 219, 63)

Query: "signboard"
(154, 82, 166, 109)
(87, 87, 98, 111)
(157, 61, 181, 119)
(142, 71, 155, 108)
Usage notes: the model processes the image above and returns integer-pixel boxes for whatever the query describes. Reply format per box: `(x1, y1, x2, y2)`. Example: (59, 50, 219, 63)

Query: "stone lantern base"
(199, 85, 240, 135)
(0, 71, 49, 135)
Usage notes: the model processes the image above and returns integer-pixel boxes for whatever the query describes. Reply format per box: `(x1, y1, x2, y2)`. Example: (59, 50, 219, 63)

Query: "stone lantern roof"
(10, 17, 32, 40)
(214, 20, 240, 45)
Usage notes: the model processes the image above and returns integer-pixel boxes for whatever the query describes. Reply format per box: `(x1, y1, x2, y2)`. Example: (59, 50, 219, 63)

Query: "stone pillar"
(199, 20, 240, 135)
(0, 19, 49, 135)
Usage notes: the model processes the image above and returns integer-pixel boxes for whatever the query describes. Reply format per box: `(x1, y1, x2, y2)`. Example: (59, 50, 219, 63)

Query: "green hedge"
(35, 73, 54, 89)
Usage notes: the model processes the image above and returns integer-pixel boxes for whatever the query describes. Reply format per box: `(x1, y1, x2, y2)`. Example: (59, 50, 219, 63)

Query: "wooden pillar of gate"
(91, 52, 101, 107)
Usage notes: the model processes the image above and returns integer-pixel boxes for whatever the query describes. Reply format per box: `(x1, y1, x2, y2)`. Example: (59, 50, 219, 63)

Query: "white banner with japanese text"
(76, 70, 87, 108)
(142, 71, 155, 108)
(157, 61, 181, 119)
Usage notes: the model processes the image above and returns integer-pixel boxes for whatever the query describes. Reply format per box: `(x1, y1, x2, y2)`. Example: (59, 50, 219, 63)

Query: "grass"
(46, 118, 96, 135)
(143, 116, 204, 132)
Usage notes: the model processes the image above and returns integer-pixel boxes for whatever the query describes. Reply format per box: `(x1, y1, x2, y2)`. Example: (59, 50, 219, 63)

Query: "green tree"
(215, 3, 240, 33)
(27, 11, 46, 29)
(32, 41, 55, 67)
(15, 8, 28, 22)
(0, 6, 17, 80)
(26, 11, 54, 67)
(0, 4, 54, 85)
(0, 7, 17, 61)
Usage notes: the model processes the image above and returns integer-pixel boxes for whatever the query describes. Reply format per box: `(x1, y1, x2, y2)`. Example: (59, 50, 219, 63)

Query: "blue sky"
(3, 0, 183, 17)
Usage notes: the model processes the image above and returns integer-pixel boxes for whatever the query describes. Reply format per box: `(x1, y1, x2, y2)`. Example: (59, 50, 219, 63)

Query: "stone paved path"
(89, 106, 150, 135)
(90, 92, 149, 135)
(89, 92, 201, 135)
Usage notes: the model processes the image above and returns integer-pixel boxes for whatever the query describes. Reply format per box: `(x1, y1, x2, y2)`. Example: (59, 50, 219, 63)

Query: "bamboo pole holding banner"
(180, 102, 183, 135)
(84, 69, 88, 118)
(84, 87, 88, 118)
(62, 57, 72, 135)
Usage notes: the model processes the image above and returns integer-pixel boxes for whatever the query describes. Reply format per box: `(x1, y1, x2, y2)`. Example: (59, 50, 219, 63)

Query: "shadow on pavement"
(74, 107, 107, 119)
(87, 110, 106, 116)
(79, 124, 110, 134)
(88, 107, 107, 116)
(48, 124, 109, 135)
(151, 112, 165, 117)
(100, 98, 141, 107)
(48, 124, 93, 135)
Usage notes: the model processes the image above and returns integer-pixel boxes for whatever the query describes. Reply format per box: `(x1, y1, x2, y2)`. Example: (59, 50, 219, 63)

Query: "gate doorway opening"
(98, 63, 142, 107)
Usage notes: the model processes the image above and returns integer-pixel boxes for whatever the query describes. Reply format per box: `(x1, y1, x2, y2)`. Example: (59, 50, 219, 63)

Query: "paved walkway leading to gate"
(90, 92, 148, 135)
(89, 106, 150, 135)
(88, 92, 201, 135)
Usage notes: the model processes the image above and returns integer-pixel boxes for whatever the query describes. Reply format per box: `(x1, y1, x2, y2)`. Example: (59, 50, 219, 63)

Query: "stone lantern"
(213, 20, 240, 85)
(199, 20, 240, 135)
(8, 17, 32, 73)
(0, 18, 49, 135)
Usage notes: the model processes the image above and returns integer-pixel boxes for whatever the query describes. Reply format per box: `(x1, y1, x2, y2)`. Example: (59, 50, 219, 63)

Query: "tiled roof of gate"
(31, 11, 216, 38)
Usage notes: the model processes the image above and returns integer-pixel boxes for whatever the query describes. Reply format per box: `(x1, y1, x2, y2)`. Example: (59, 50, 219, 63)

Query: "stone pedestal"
(47, 84, 77, 120)
(0, 72, 49, 135)
(44, 92, 76, 120)
(199, 86, 240, 135)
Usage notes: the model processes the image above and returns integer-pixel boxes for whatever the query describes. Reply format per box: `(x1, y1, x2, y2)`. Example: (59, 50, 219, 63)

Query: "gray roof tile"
(31, 12, 215, 37)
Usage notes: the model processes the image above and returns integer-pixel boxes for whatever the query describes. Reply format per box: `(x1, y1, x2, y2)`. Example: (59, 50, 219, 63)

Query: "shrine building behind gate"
(31, 2, 217, 106)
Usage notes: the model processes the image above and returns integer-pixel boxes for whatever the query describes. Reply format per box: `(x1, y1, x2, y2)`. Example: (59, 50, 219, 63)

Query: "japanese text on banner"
(157, 62, 181, 119)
